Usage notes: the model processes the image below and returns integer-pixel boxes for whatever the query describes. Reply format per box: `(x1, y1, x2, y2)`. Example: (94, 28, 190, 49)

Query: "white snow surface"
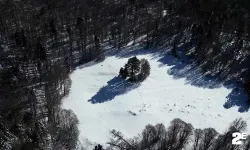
(63, 49, 250, 148)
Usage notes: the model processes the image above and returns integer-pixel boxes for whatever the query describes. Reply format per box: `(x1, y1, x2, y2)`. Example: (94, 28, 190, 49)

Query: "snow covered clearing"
(62, 48, 250, 148)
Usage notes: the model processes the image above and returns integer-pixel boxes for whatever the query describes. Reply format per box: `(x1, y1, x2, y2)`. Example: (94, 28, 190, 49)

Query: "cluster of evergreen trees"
(119, 56, 150, 82)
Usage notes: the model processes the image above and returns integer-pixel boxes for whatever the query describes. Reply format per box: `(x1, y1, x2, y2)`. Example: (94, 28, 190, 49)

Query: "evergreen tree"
(126, 56, 141, 81)
(49, 19, 57, 36)
(95, 35, 104, 61)
(244, 75, 250, 104)
(123, 65, 129, 79)
(119, 67, 124, 78)
(138, 58, 151, 81)
(172, 39, 178, 57)
(94, 144, 103, 150)
(120, 57, 150, 82)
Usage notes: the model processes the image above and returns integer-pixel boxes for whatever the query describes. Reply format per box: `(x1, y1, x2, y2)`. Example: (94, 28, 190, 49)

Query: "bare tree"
(193, 129, 203, 150)
(199, 128, 218, 150)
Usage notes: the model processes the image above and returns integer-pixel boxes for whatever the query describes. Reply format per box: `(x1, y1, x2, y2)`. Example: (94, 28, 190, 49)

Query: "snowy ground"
(63, 48, 250, 149)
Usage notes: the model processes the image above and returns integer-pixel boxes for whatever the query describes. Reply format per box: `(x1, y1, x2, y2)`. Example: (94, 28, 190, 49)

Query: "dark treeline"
(105, 118, 250, 150)
(1, 0, 250, 149)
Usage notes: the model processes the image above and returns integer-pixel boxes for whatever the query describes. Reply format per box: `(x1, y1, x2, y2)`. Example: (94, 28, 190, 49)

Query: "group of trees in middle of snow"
(92, 118, 250, 150)
(119, 56, 151, 82)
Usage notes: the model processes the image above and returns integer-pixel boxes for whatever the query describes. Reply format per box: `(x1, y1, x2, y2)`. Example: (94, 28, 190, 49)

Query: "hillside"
(63, 47, 250, 148)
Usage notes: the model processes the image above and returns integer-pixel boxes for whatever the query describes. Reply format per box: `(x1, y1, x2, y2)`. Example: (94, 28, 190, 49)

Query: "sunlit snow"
(63, 48, 250, 148)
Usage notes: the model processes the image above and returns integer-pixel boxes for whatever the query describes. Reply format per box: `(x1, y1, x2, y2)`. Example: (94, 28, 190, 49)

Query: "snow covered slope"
(62, 48, 250, 148)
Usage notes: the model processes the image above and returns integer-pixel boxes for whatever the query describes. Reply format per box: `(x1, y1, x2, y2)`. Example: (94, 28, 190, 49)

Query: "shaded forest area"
(1, 0, 250, 149)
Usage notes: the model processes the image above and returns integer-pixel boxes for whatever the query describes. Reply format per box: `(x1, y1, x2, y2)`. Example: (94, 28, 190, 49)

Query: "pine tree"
(172, 39, 178, 57)
(120, 57, 150, 82)
(95, 35, 104, 61)
(123, 65, 129, 79)
(126, 57, 141, 82)
(119, 67, 124, 77)
(126, 56, 141, 81)
(36, 42, 46, 61)
(50, 19, 57, 36)
(94, 144, 103, 150)
(244, 75, 250, 104)
(139, 59, 151, 81)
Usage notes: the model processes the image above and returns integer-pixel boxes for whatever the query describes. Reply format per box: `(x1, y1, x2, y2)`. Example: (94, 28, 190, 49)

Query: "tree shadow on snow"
(158, 55, 223, 89)
(107, 44, 167, 59)
(156, 49, 250, 112)
(88, 76, 140, 104)
(223, 82, 250, 112)
(84, 44, 249, 112)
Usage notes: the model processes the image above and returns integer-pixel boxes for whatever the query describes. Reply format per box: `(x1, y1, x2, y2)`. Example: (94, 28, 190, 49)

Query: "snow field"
(63, 52, 250, 148)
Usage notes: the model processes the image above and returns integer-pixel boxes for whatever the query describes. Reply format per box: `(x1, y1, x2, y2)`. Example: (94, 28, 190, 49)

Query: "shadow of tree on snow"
(158, 55, 223, 89)
(88, 76, 140, 104)
(223, 82, 250, 112)
(157, 54, 250, 112)
(86, 45, 250, 112)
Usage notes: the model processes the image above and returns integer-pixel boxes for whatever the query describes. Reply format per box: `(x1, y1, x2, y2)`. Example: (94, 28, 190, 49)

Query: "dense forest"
(1, 0, 250, 149)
